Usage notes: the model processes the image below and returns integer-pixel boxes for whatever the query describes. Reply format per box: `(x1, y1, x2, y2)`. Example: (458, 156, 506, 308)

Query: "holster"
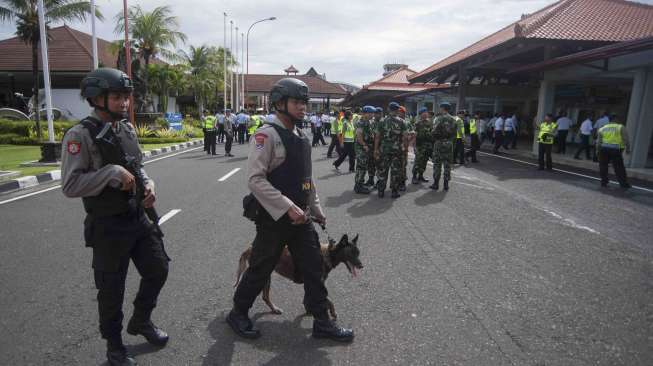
(242, 193, 260, 221)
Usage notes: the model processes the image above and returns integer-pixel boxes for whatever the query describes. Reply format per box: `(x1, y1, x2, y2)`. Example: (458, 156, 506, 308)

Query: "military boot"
(226, 308, 261, 339)
(354, 184, 370, 194)
(429, 178, 439, 191)
(312, 318, 354, 342)
(419, 174, 429, 183)
(365, 176, 375, 187)
(411, 175, 419, 185)
(378, 189, 385, 198)
(127, 311, 169, 347)
(106, 337, 137, 366)
(443, 179, 449, 191)
(399, 182, 406, 192)
(391, 189, 400, 198)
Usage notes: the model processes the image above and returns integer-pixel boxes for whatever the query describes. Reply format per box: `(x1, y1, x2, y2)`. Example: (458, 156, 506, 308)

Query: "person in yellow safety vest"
(204, 111, 217, 155)
(453, 110, 466, 165)
(327, 112, 342, 158)
(464, 111, 480, 163)
(333, 111, 356, 172)
(596, 115, 631, 188)
(247, 112, 263, 142)
(536, 113, 557, 170)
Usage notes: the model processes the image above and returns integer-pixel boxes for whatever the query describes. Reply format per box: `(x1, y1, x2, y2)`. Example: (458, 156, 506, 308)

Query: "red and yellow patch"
(67, 141, 81, 155)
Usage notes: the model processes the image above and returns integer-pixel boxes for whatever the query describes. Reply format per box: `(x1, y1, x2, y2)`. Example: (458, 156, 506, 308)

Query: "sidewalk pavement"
(477, 138, 653, 183)
(0, 140, 203, 195)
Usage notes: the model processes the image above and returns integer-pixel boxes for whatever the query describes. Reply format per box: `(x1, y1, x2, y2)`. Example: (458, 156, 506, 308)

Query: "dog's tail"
(234, 248, 251, 288)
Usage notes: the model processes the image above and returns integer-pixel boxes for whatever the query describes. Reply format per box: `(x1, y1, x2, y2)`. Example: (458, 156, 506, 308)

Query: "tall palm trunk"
(32, 40, 42, 140)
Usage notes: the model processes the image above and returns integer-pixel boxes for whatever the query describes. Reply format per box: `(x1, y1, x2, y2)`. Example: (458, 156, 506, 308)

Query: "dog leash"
(310, 216, 336, 246)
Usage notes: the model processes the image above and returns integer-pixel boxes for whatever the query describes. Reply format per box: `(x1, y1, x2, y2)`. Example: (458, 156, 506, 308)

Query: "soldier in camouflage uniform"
(411, 107, 433, 184)
(397, 106, 413, 192)
(354, 106, 376, 194)
(374, 102, 408, 198)
(430, 103, 456, 191)
(366, 107, 383, 188)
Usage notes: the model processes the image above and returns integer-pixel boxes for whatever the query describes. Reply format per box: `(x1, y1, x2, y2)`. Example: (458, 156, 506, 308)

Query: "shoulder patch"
(255, 132, 267, 150)
(67, 141, 81, 155)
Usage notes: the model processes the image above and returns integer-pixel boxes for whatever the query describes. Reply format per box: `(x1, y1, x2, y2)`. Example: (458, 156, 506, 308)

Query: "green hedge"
(0, 119, 76, 136)
(138, 137, 190, 144)
(0, 133, 40, 145)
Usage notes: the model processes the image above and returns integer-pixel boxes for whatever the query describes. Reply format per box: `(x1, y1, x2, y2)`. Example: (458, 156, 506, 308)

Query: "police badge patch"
(254, 133, 267, 150)
(67, 141, 81, 155)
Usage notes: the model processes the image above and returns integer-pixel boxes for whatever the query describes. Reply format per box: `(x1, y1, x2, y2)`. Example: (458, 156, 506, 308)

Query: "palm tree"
(178, 45, 212, 115)
(115, 5, 186, 106)
(0, 0, 101, 140)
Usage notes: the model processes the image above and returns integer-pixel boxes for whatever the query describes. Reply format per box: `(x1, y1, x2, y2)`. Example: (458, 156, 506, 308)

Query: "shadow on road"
(324, 190, 368, 208)
(414, 189, 447, 206)
(224, 157, 248, 163)
(203, 312, 345, 366)
(346, 196, 394, 217)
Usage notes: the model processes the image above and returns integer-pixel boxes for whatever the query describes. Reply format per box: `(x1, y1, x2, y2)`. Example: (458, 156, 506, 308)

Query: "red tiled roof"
(284, 65, 299, 73)
(365, 65, 440, 91)
(410, 0, 653, 82)
(0, 25, 118, 72)
(244, 74, 348, 96)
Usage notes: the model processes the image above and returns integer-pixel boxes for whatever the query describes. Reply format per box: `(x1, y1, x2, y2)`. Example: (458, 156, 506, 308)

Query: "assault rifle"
(96, 123, 164, 237)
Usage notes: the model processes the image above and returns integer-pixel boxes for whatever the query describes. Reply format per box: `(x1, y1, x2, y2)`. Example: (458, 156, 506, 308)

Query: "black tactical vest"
(266, 123, 313, 214)
(80, 117, 133, 217)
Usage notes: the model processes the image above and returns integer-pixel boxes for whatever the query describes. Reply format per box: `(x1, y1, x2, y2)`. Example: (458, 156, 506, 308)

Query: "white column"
(533, 79, 555, 154)
(626, 67, 653, 168)
(234, 26, 239, 112)
(37, 0, 54, 143)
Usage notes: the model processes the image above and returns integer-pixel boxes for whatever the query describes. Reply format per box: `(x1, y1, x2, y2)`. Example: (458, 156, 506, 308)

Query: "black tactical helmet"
(81, 68, 133, 98)
(269, 78, 309, 106)
(81, 68, 133, 119)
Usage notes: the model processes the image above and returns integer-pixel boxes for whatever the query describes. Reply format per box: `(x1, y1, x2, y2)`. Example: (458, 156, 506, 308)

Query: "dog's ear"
(338, 234, 348, 246)
(352, 234, 359, 245)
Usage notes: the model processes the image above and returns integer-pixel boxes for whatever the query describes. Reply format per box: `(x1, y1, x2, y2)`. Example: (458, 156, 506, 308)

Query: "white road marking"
(540, 207, 600, 235)
(478, 151, 653, 193)
(158, 209, 181, 225)
(0, 146, 204, 206)
(144, 146, 203, 164)
(456, 181, 494, 191)
(0, 185, 61, 205)
(218, 168, 240, 182)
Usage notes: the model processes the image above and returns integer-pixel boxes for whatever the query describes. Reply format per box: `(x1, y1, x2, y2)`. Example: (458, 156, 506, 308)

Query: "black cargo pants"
(233, 216, 328, 318)
(89, 209, 169, 341)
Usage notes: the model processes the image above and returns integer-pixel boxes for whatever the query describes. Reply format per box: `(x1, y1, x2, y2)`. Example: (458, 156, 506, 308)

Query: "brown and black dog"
(234, 234, 363, 320)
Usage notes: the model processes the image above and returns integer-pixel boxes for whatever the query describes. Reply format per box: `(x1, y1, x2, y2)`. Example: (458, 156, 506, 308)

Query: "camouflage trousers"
(354, 146, 370, 185)
(377, 150, 403, 191)
(412, 143, 433, 176)
(432, 141, 453, 182)
(368, 153, 376, 179)
(401, 151, 408, 183)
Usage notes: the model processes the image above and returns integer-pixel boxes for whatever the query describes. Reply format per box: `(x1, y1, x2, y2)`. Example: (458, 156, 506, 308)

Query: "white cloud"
(1, 0, 652, 86)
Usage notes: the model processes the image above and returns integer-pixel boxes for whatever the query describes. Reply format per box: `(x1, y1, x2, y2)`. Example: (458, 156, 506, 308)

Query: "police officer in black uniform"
(61, 68, 170, 366)
(228, 78, 354, 342)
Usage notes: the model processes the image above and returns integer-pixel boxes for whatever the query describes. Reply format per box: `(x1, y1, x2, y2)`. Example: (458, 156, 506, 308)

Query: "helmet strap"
(88, 93, 127, 120)
(275, 99, 302, 125)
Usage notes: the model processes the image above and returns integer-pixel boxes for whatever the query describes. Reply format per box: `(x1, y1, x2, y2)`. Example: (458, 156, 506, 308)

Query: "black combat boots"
(411, 175, 419, 184)
(106, 337, 136, 366)
(443, 179, 449, 191)
(312, 318, 354, 342)
(429, 180, 439, 190)
(378, 189, 385, 198)
(399, 182, 406, 192)
(226, 308, 261, 339)
(354, 183, 371, 194)
(126, 312, 169, 347)
(365, 176, 375, 187)
(419, 174, 429, 182)
(391, 189, 400, 198)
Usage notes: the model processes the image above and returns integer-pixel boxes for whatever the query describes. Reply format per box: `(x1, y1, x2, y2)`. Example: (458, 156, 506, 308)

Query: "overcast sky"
(2, 0, 653, 86)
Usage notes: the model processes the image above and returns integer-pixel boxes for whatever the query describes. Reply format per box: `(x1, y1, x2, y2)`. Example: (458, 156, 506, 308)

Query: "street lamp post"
(246, 17, 276, 107)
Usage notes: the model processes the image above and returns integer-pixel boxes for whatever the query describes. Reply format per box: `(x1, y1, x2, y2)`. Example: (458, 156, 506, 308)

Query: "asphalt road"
(1, 137, 652, 366)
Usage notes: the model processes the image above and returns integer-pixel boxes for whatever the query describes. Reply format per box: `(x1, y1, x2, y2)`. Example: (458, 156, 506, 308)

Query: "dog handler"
(228, 78, 354, 342)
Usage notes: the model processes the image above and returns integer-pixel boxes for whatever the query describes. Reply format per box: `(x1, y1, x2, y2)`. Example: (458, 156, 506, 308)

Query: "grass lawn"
(0, 141, 194, 178)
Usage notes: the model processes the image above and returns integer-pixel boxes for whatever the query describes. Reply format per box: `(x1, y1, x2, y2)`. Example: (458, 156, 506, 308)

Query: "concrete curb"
(0, 139, 203, 195)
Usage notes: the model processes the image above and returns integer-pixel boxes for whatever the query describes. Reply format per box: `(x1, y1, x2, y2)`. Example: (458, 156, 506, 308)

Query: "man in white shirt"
(488, 114, 497, 144)
(492, 114, 505, 154)
(510, 114, 519, 149)
(574, 114, 594, 160)
(594, 112, 610, 131)
(311, 112, 326, 146)
(555, 114, 573, 154)
(503, 116, 515, 150)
